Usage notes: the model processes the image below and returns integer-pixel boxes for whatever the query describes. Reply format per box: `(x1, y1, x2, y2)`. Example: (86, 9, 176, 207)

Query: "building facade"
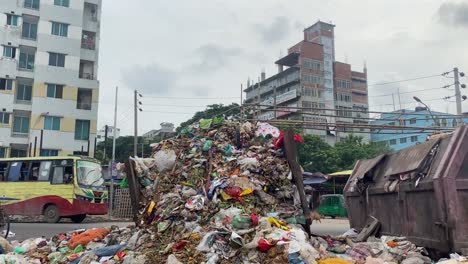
(142, 122, 175, 141)
(370, 107, 468, 151)
(96, 126, 120, 143)
(244, 21, 369, 145)
(0, 0, 101, 158)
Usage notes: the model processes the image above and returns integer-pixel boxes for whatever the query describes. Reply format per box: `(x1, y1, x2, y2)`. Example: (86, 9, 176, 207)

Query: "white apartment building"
(0, 0, 101, 158)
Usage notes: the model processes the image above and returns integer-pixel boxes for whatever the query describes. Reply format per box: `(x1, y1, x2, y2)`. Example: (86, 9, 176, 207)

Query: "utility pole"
(134, 90, 138, 157)
(110, 86, 118, 220)
(240, 84, 243, 123)
(273, 86, 277, 120)
(103, 125, 108, 161)
(454, 67, 463, 125)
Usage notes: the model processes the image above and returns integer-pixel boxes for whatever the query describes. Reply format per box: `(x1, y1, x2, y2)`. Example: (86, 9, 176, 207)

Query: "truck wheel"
(43, 205, 61, 223)
(331, 216, 336, 219)
(70, 214, 86, 223)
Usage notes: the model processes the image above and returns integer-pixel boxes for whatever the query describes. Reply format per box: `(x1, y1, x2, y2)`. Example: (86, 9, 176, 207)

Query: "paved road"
(309, 218, 350, 236)
(8, 222, 133, 241)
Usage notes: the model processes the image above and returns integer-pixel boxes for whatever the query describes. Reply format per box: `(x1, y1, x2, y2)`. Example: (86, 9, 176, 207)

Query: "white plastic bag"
(153, 149, 176, 172)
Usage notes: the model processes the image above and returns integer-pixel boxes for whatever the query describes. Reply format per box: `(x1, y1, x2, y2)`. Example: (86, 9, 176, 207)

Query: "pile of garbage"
(1, 120, 468, 263)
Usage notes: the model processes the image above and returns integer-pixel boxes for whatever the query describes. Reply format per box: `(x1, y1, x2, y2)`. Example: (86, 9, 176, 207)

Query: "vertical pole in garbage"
(110, 86, 118, 220)
(283, 129, 312, 236)
(134, 90, 138, 157)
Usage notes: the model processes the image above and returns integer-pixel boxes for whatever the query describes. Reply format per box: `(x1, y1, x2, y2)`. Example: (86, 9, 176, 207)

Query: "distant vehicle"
(0, 156, 108, 223)
(318, 194, 347, 219)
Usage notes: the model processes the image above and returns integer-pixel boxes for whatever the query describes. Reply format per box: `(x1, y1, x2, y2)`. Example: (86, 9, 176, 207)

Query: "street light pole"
(413, 96, 438, 133)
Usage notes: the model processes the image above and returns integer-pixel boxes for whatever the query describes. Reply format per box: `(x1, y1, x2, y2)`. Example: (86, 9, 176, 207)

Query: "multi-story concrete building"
(96, 126, 120, 143)
(371, 107, 468, 151)
(0, 0, 101, 158)
(142, 122, 175, 141)
(244, 21, 369, 144)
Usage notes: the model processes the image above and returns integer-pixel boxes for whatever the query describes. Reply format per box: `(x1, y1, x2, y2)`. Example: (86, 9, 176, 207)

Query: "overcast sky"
(96, 0, 468, 135)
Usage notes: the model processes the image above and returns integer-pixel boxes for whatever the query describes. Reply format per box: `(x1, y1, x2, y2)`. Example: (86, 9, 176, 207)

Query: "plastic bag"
(255, 122, 281, 138)
(199, 119, 213, 129)
(120, 177, 129, 188)
(153, 149, 176, 172)
(232, 215, 252, 230)
(185, 195, 205, 211)
(196, 232, 215, 252)
(238, 157, 259, 169)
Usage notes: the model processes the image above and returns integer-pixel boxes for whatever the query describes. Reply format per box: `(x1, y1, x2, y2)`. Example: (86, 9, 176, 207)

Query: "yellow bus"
(0, 156, 108, 223)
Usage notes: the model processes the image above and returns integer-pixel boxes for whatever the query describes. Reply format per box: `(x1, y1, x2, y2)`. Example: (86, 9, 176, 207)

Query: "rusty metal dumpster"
(344, 125, 468, 254)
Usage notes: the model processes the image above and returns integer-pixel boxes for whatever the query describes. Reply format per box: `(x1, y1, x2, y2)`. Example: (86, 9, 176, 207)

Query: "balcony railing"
(79, 72, 94, 80)
(81, 38, 95, 50)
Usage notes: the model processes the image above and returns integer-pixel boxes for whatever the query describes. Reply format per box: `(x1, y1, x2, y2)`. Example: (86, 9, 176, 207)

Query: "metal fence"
(111, 187, 133, 219)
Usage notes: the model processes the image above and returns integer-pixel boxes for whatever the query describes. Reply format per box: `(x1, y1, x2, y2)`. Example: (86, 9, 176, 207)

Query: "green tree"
(95, 136, 156, 163)
(298, 134, 391, 173)
(177, 103, 241, 132)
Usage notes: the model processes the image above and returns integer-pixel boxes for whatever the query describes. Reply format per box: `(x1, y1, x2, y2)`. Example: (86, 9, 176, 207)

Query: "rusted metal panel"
(351, 154, 385, 180)
(344, 125, 468, 253)
(381, 139, 439, 177)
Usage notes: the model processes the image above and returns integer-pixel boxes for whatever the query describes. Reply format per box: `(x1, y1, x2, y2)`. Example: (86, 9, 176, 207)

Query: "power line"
(143, 96, 240, 100)
(246, 103, 464, 117)
(369, 86, 451, 98)
(367, 73, 444, 87)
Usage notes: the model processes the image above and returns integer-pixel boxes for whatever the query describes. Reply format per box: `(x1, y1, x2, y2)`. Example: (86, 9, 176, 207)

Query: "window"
(409, 118, 416, 124)
(51, 22, 68, 37)
(303, 59, 321, 71)
(6, 15, 19, 26)
(24, 0, 40, 9)
(441, 118, 447, 127)
(336, 106, 352, 117)
(38, 161, 52, 181)
(0, 79, 13, 91)
(44, 116, 61, 131)
(13, 116, 30, 134)
(411, 136, 418, 142)
(19, 52, 35, 70)
(302, 74, 323, 85)
(49, 52, 65, 67)
(302, 87, 321, 97)
(3, 46, 16, 58)
(54, 0, 69, 7)
(0, 148, 6, 158)
(77, 88, 92, 110)
(10, 149, 27, 158)
(400, 137, 407, 144)
(81, 31, 96, 50)
(16, 84, 32, 102)
(0, 113, 10, 124)
(389, 139, 397, 145)
(40, 149, 59, 156)
(302, 101, 325, 113)
(22, 22, 38, 40)
(388, 122, 395, 126)
(75, 120, 90, 140)
(335, 93, 351, 102)
(336, 80, 351, 89)
(46, 84, 63, 98)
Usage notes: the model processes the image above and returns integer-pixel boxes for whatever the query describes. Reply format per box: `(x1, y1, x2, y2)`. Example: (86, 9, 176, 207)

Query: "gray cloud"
(121, 64, 177, 95)
(255, 16, 291, 43)
(189, 44, 243, 73)
(438, 2, 468, 27)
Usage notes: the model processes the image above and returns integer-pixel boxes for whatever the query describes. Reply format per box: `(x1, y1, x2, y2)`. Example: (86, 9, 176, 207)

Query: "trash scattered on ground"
(1, 120, 467, 263)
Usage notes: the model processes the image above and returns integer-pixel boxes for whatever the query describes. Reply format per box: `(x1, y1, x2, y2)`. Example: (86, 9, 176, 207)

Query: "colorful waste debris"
(1, 120, 466, 263)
